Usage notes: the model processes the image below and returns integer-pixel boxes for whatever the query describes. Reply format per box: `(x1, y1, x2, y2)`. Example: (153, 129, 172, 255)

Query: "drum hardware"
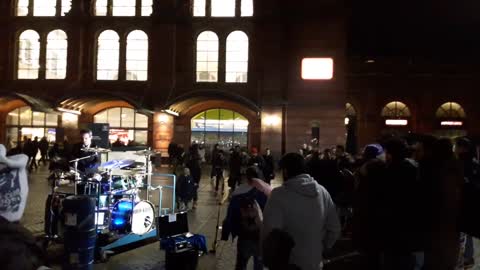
(81, 147, 111, 154)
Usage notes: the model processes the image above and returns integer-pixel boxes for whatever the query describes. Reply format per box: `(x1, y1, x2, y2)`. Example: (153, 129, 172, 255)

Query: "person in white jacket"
(262, 153, 341, 270)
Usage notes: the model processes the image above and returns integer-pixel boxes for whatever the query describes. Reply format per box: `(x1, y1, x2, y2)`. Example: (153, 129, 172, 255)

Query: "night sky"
(348, 0, 480, 59)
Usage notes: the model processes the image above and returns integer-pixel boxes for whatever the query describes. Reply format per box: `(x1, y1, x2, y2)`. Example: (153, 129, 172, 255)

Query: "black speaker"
(165, 248, 198, 270)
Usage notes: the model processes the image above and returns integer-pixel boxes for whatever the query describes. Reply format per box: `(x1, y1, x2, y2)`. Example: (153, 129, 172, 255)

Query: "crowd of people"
(171, 135, 480, 270)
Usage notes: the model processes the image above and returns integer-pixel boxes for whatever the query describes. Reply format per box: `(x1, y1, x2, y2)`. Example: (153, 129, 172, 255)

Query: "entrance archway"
(191, 108, 249, 148)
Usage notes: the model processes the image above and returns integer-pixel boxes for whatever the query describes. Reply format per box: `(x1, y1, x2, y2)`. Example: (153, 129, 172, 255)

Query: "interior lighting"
(161, 109, 179, 117)
(441, 121, 463, 126)
(264, 115, 281, 127)
(301, 58, 334, 80)
(385, 119, 408, 126)
(57, 107, 81, 115)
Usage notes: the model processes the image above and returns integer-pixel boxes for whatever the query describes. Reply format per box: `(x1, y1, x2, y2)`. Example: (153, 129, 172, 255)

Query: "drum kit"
(45, 147, 162, 246)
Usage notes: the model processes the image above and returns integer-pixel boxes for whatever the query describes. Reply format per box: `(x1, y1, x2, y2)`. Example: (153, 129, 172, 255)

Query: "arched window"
(34, 0, 56, 16)
(97, 30, 120, 80)
(381, 101, 411, 118)
(126, 30, 149, 81)
(112, 0, 136, 16)
(193, 0, 206, 16)
(94, 107, 149, 146)
(241, 0, 253, 16)
(226, 31, 249, 83)
(196, 31, 219, 82)
(46, 30, 68, 79)
(6, 106, 59, 147)
(18, 30, 40, 79)
(61, 0, 72, 15)
(211, 0, 235, 17)
(436, 102, 466, 119)
(191, 109, 249, 148)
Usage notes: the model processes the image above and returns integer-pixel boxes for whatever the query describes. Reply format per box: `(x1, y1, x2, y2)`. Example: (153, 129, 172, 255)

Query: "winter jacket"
(221, 184, 268, 241)
(263, 174, 341, 270)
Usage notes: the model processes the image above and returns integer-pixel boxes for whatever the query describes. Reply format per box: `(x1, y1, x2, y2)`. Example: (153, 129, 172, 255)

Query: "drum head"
(131, 201, 155, 235)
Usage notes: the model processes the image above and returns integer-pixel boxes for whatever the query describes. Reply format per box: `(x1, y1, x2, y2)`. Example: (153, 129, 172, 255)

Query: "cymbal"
(82, 147, 111, 153)
(135, 149, 158, 156)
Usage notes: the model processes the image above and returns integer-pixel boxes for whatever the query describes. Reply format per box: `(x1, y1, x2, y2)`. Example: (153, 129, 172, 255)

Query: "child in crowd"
(176, 167, 198, 211)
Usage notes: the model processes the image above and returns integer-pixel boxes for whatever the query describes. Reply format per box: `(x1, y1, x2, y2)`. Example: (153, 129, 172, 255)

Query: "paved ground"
(21, 164, 480, 270)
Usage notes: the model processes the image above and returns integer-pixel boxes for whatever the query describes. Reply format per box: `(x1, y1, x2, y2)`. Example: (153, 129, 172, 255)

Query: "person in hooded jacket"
(262, 153, 341, 270)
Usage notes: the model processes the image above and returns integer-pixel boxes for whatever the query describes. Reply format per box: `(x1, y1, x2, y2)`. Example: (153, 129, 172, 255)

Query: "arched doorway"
(380, 101, 412, 137)
(434, 102, 467, 138)
(191, 108, 249, 149)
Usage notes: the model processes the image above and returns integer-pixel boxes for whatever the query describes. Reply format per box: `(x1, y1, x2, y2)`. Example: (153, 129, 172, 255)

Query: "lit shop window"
(96, 30, 120, 80)
(46, 30, 68, 79)
(301, 58, 334, 80)
(226, 31, 249, 83)
(94, 107, 148, 146)
(196, 31, 219, 82)
(126, 30, 149, 81)
(18, 30, 40, 79)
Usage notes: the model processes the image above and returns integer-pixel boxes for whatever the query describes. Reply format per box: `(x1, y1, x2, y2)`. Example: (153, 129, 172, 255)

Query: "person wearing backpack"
(221, 166, 268, 270)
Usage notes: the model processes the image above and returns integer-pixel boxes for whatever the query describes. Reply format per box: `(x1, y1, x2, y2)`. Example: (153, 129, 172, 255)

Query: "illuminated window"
(112, 0, 136, 16)
(95, 0, 108, 16)
(7, 106, 59, 145)
(126, 30, 149, 81)
(61, 0, 72, 16)
(436, 102, 466, 119)
(301, 58, 334, 80)
(196, 31, 219, 82)
(18, 30, 40, 79)
(46, 30, 68, 79)
(381, 101, 411, 118)
(241, 0, 253, 16)
(193, 0, 206, 16)
(141, 0, 153, 16)
(34, 0, 56, 16)
(211, 0, 235, 17)
(97, 30, 120, 80)
(94, 107, 149, 145)
(16, 0, 29, 16)
(191, 109, 249, 148)
(226, 31, 249, 83)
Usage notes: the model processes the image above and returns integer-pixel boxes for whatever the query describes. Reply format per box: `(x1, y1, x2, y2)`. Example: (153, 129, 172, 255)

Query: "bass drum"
(131, 201, 155, 235)
(110, 200, 155, 235)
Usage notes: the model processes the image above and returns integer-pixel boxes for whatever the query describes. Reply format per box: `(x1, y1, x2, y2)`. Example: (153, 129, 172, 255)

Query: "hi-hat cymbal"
(135, 149, 158, 156)
(82, 147, 111, 153)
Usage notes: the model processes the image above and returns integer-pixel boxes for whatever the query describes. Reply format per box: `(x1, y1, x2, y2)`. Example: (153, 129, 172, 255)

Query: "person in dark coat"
(247, 147, 265, 174)
(380, 138, 424, 270)
(229, 146, 243, 192)
(186, 144, 202, 209)
(212, 150, 227, 192)
(38, 137, 49, 165)
(210, 144, 220, 180)
(262, 148, 275, 184)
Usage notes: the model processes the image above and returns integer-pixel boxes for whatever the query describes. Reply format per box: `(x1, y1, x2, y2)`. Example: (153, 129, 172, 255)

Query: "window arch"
(226, 31, 249, 83)
(96, 30, 120, 80)
(191, 109, 249, 148)
(95, 0, 152, 16)
(6, 106, 59, 147)
(196, 31, 219, 82)
(126, 30, 149, 81)
(436, 102, 466, 119)
(46, 30, 68, 79)
(18, 30, 40, 79)
(94, 107, 149, 146)
(381, 101, 411, 118)
(211, 0, 235, 17)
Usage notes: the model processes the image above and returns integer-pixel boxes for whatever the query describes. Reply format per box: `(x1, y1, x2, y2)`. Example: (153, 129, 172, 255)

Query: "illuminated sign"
(301, 58, 334, 80)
